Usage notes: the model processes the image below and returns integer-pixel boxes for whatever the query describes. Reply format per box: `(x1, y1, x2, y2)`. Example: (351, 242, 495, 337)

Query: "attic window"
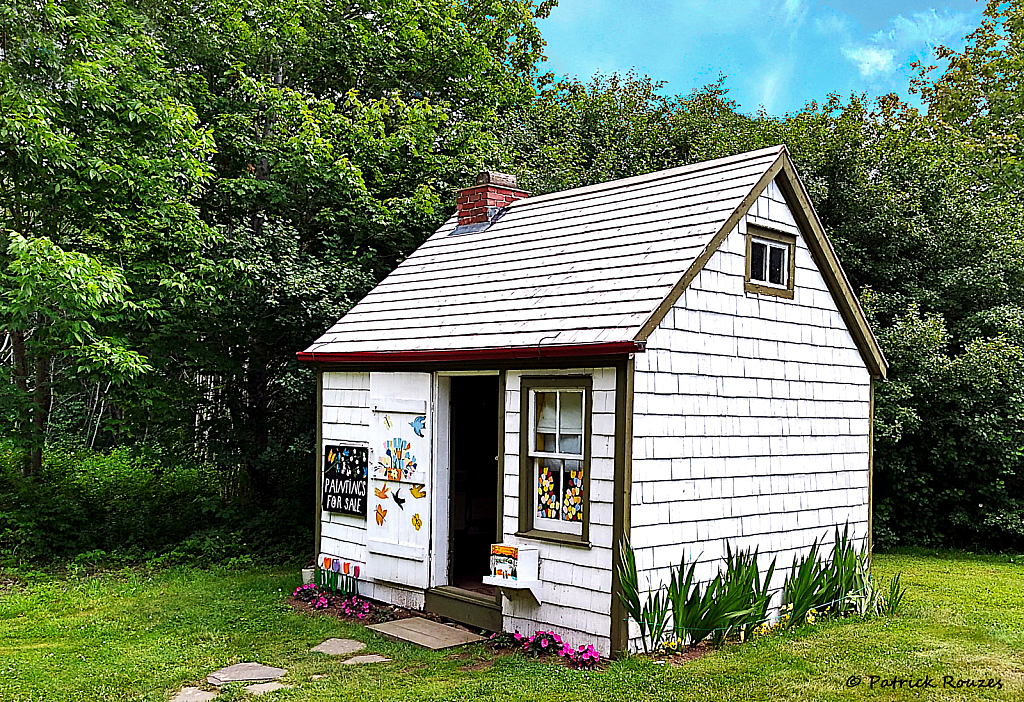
(745, 225, 796, 299)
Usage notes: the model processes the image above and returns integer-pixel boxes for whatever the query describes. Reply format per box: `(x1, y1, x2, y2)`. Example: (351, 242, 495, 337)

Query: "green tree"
(0, 0, 216, 473)
(917, 0, 1024, 192)
(124, 0, 555, 501)
(0, 236, 150, 475)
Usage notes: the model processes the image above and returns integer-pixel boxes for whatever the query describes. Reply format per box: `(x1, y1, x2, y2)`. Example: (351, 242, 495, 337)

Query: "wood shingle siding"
(305, 146, 887, 658)
(502, 367, 618, 654)
(627, 183, 871, 650)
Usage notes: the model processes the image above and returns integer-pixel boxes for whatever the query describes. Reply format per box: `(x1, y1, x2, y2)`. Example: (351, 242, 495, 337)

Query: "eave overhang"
(297, 341, 646, 365)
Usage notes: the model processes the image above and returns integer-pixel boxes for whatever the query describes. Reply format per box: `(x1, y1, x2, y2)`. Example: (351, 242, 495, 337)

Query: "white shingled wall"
(501, 367, 618, 656)
(320, 371, 425, 609)
(629, 179, 872, 647)
(320, 367, 620, 648)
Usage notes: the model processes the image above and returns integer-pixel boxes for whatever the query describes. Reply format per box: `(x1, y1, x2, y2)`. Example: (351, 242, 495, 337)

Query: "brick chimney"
(456, 171, 529, 227)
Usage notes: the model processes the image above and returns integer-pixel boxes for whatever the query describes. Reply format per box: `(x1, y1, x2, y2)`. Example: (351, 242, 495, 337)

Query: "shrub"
(660, 548, 765, 648)
(487, 631, 519, 650)
(723, 544, 776, 642)
(518, 630, 563, 657)
(781, 538, 828, 628)
(513, 630, 601, 669)
(338, 595, 372, 619)
(0, 441, 311, 567)
(293, 583, 332, 609)
(559, 643, 601, 670)
(879, 572, 907, 617)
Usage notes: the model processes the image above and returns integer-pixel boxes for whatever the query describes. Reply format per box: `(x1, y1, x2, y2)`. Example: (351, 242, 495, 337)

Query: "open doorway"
(448, 375, 499, 596)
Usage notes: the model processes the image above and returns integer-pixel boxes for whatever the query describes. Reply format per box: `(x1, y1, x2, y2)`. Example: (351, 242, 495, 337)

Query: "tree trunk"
(31, 350, 52, 477)
(245, 342, 271, 503)
(11, 330, 32, 476)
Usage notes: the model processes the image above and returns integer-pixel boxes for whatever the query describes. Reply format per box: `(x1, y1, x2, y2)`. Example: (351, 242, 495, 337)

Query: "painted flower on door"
(376, 438, 418, 480)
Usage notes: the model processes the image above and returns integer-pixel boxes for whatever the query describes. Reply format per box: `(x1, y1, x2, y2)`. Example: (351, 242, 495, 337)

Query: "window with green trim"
(519, 377, 592, 542)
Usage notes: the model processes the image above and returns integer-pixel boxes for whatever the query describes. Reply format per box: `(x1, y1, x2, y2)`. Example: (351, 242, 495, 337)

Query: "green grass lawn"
(1, 552, 1022, 701)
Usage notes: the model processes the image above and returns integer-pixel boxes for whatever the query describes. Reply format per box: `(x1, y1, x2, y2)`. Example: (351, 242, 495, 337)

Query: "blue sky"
(535, 0, 984, 115)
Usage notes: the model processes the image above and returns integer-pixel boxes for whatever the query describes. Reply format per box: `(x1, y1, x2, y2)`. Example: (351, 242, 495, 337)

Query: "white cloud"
(838, 8, 975, 79)
(782, 0, 804, 24)
(882, 9, 975, 50)
(814, 11, 853, 39)
(757, 62, 794, 114)
(841, 45, 896, 77)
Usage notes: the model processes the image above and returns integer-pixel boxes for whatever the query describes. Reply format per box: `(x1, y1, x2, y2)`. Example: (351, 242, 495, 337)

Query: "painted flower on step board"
(376, 438, 418, 481)
(562, 469, 584, 522)
(537, 464, 560, 519)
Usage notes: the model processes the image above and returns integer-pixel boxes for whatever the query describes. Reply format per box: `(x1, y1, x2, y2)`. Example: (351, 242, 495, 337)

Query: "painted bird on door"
(409, 415, 426, 437)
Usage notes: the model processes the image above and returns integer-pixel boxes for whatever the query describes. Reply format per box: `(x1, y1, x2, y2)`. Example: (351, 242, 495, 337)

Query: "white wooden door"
(367, 372, 432, 589)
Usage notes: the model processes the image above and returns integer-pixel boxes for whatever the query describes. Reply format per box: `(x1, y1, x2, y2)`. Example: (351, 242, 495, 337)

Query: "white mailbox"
(482, 543, 540, 603)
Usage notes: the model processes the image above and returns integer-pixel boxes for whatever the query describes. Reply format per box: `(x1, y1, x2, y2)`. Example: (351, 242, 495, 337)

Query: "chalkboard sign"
(323, 445, 368, 517)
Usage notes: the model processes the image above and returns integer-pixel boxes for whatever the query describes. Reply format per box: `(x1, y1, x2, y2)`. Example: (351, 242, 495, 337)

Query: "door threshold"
(424, 586, 502, 631)
(429, 585, 500, 608)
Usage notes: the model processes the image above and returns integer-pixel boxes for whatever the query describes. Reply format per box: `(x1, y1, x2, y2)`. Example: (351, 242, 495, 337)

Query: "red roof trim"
(297, 341, 646, 365)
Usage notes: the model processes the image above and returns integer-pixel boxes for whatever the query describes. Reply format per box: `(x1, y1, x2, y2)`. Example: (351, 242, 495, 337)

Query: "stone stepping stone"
(367, 617, 484, 650)
(246, 681, 292, 695)
(170, 688, 217, 702)
(340, 654, 391, 665)
(207, 662, 287, 686)
(311, 638, 366, 655)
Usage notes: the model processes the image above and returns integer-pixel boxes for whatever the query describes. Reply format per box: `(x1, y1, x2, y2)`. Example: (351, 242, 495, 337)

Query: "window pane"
(535, 392, 558, 433)
(537, 458, 561, 519)
(537, 432, 557, 452)
(560, 391, 583, 431)
(559, 433, 582, 455)
(563, 461, 584, 522)
(750, 242, 767, 281)
(768, 245, 785, 285)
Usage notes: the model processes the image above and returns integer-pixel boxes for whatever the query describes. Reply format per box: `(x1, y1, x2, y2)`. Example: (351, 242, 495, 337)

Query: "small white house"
(299, 145, 887, 656)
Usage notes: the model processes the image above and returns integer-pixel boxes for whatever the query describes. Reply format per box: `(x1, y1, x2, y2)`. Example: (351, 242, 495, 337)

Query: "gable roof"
(300, 145, 887, 378)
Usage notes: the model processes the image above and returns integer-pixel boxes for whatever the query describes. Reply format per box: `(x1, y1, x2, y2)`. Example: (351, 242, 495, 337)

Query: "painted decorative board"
(367, 372, 432, 590)
(322, 445, 368, 517)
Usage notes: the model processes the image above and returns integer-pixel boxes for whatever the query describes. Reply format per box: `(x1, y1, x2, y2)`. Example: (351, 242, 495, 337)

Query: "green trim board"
(494, 370, 506, 610)
(315, 370, 323, 561)
(609, 359, 634, 657)
(517, 375, 594, 545)
(868, 377, 876, 563)
(632, 148, 887, 379)
(424, 586, 502, 632)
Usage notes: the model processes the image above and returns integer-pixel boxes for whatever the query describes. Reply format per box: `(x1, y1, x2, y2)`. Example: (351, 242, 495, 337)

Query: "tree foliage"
(3, 0, 1024, 559)
(0, 0, 216, 474)
(501, 72, 1024, 551)
(917, 0, 1024, 192)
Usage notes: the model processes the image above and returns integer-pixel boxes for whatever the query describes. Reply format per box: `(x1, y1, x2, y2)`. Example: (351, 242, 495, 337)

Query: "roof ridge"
(512, 145, 784, 209)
